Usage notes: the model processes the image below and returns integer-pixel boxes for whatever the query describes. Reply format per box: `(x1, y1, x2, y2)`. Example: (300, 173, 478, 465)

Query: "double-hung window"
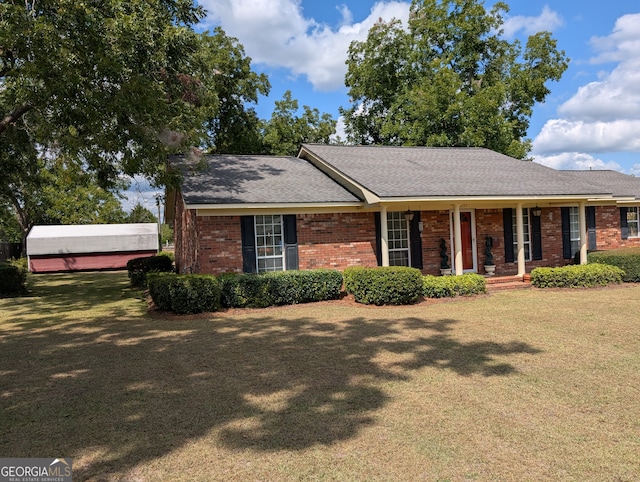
(387, 211, 410, 266)
(511, 208, 531, 261)
(255, 215, 284, 272)
(627, 207, 639, 237)
(569, 207, 581, 256)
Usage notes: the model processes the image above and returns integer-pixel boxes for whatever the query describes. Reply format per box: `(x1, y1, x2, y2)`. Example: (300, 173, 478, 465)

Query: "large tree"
(199, 28, 270, 155)
(341, 0, 569, 159)
(262, 90, 336, 156)
(0, 0, 216, 186)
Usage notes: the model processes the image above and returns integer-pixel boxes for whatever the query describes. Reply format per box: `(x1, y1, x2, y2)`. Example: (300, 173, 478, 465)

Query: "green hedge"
(530, 263, 624, 288)
(147, 273, 221, 314)
(423, 273, 486, 298)
(127, 253, 174, 288)
(150, 269, 343, 313)
(588, 249, 640, 282)
(0, 258, 28, 297)
(220, 269, 343, 308)
(343, 266, 423, 305)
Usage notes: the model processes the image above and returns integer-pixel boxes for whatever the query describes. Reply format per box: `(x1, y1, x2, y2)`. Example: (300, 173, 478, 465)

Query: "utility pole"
(156, 195, 162, 252)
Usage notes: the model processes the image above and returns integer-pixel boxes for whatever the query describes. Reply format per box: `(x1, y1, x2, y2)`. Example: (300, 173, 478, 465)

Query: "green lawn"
(1, 272, 639, 481)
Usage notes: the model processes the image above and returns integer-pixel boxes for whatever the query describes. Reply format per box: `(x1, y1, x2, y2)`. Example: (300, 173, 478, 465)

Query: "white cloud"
(589, 13, 640, 64)
(200, 0, 411, 91)
(533, 152, 621, 171)
(501, 5, 563, 38)
(533, 119, 640, 154)
(532, 12, 640, 160)
(558, 60, 640, 122)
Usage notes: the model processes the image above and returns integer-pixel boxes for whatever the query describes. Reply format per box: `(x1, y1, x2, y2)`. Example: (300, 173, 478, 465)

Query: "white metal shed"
(27, 223, 158, 273)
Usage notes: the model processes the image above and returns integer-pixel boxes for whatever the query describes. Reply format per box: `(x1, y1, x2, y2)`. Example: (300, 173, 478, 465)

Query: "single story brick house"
(166, 144, 640, 277)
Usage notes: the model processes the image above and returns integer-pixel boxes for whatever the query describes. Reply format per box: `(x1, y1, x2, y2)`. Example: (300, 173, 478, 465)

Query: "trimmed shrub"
(0, 258, 28, 296)
(148, 273, 221, 314)
(147, 273, 176, 311)
(265, 269, 343, 306)
(127, 253, 174, 288)
(343, 266, 423, 305)
(219, 269, 343, 308)
(423, 273, 486, 298)
(170, 275, 221, 314)
(219, 273, 273, 308)
(530, 263, 623, 288)
(588, 249, 640, 282)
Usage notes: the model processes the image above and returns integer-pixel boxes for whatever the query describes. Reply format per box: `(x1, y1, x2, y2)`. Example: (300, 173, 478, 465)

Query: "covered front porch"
(374, 197, 610, 277)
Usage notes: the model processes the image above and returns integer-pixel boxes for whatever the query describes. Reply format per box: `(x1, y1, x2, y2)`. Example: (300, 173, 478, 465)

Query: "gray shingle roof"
(173, 154, 361, 205)
(560, 170, 640, 199)
(301, 144, 612, 198)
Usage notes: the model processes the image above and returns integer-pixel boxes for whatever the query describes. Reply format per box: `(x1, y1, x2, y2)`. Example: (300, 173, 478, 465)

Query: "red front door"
(460, 212, 473, 270)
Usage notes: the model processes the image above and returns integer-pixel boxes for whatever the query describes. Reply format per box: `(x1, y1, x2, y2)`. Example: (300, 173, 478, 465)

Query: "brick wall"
(196, 216, 243, 274)
(174, 191, 199, 274)
(175, 204, 639, 276)
(594, 205, 640, 249)
(420, 211, 451, 274)
(297, 213, 378, 269)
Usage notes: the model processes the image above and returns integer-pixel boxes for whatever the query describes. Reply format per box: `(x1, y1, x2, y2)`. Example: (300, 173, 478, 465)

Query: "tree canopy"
(261, 91, 336, 156)
(341, 0, 569, 159)
(0, 0, 337, 246)
(0, 0, 217, 186)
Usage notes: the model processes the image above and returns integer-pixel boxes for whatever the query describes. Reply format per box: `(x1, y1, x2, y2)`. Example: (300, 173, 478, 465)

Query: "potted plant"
(439, 238, 451, 275)
(484, 236, 496, 276)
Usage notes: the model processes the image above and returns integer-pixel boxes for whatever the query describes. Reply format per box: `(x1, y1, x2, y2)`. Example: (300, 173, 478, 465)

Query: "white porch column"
(516, 203, 526, 277)
(453, 204, 463, 276)
(579, 202, 588, 265)
(380, 206, 389, 267)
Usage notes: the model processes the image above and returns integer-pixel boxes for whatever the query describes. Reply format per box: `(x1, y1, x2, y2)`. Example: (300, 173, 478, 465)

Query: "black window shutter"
(561, 207, 572, 259)
(532, 213, 542, 261)
(587, 207, 596, 250)
(240, 216, 257, 273)
(283, 214, 299, 270)
(410, 212, 423, 269)
(620, 207, 629, 240)
(374, 213, 382, 266)
(503, 208, 514, 263)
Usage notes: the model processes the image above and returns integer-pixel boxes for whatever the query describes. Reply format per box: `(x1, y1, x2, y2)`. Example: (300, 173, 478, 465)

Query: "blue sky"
(126, 0, 640, 213)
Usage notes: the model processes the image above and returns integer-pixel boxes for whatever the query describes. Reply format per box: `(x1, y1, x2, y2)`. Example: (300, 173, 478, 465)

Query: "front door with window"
(450, 210, 477, 273)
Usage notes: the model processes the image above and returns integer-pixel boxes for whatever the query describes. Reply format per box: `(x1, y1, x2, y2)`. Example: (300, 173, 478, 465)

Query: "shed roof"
(173, 154, 361, 205)
(299, 144, 612, 199)
(27, 223, 158, 256)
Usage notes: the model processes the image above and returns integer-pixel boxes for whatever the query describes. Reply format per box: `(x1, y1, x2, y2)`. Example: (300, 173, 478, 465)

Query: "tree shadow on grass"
(0, 274, 542, 480)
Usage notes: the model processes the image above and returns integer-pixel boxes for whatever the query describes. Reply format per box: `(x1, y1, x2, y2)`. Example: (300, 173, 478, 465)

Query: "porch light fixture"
(404, 210, 415, 222)
(531, 206, 542, 217)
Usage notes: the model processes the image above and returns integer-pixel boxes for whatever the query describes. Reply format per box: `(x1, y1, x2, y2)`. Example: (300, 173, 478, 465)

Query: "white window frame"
(254, 214, 285, 272)
(569, 207, 581, 256)
(387, 211, 411, 267)
(627, 207, 639, 238)
(512, 208, 532, 262)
